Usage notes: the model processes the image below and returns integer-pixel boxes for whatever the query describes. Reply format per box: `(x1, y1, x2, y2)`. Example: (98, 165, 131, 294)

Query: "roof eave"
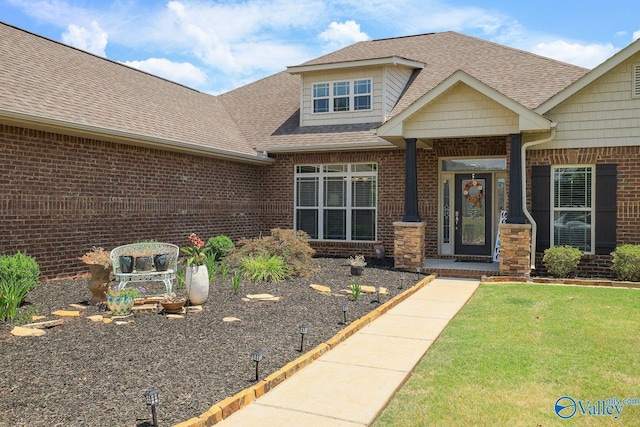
(255, 141, 396, 153)
(0, 109, 274, 165)
(287, 56, 425, 74)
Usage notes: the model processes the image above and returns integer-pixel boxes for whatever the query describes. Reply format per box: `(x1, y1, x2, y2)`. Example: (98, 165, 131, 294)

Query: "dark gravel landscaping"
(0, 257, 418, 427)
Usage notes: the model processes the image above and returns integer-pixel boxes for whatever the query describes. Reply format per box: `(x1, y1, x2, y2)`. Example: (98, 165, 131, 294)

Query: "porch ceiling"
(376, 70, 553, 146)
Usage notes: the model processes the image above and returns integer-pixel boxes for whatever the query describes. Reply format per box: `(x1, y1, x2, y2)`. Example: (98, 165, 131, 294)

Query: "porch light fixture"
(399, 272, 406, 289)
(342, 302, 348, 324)
(251, 350, 264, 381)
(299, 324, 309, 352)
(143, 389, 160, 427)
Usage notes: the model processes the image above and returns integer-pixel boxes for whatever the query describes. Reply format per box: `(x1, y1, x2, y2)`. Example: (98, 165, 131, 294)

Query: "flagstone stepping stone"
(242, 298, 251, 302)
(186, 305, 203, 313)
(246, 293, 275, 300)
(87, 315, 104, 323)
(31, 315, 46, 321)
(22, 319, 63, 329)
(52, 310, 81, 317)
(223, 317, 241, 322)
(166, 314, 184, 319)
(103, 318, 113, 324)
(310, 284, 331, 293)
(69, 304, 87, 310)
(11, 326, 45, 337)
(360, 285, 388, 294)
(115, 320, 132, 325)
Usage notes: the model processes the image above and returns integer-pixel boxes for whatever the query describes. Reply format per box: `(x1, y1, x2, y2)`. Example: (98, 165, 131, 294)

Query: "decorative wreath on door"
(463, 180, 483, 208)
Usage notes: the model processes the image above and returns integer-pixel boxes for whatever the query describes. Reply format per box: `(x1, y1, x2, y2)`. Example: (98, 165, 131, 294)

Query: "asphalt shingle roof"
(0, 22, 256, 157)
(1, 24, 590, 156)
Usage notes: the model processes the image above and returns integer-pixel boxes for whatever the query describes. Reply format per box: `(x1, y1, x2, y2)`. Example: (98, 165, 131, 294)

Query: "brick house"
(2, 22, 640, 279)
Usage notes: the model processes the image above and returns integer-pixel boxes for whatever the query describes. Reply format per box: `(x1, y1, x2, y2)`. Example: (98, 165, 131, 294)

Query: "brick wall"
(262, 136, 508, 260)
(527, 146, 640, 277)
(0, 124, 264, 279)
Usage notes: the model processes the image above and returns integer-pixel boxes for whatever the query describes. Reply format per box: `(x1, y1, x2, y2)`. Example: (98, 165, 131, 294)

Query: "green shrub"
(229, 228, 316, 278)
(206, 235, 235, 261)
(542, 245, 582, 278)
(0, 252, 40, 322)
(240, 254, 290, 283)
(611, 244, 640, 281)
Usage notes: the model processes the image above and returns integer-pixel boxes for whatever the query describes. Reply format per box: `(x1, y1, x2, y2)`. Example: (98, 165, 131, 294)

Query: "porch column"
(394, 137, 425, 271)
(402, 138, 421, 222)
(507, 133, 525, 224)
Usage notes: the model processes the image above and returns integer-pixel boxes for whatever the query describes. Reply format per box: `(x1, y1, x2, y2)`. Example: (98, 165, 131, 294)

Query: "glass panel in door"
(455, 173, 492, 255)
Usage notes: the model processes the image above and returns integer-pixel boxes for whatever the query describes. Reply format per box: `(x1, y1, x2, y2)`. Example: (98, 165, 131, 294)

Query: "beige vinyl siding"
(404, 83, 518, 138)
(541, 55, 640, 149)
(384, 65, 414, 118)
(300, 68, 384, 126)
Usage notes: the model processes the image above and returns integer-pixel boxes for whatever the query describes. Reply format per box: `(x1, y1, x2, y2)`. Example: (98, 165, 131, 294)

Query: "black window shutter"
(595, 164, 617, 255)
(531, 165, 551, 251)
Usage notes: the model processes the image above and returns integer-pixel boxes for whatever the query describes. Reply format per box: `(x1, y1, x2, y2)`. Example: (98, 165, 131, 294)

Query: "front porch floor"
(421, 257, 499, 279)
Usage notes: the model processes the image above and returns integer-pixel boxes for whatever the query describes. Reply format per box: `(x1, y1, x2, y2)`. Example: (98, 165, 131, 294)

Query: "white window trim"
(312, 78, 373, 114)
(294, 163, 378, 242)
(550, 164, 595, 254)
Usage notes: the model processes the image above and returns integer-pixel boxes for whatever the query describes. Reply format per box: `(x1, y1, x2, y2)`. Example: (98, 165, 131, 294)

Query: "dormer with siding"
(287, 57, 425, 127)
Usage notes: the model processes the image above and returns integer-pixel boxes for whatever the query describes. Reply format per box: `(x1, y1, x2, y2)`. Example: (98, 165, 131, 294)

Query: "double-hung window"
(312, 79, 372, 113)
(551, 166, 594, 252)
(295, 163, 377, 241)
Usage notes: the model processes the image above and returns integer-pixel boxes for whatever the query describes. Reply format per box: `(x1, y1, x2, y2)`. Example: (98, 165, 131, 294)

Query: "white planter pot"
(185, 264, 209, 305)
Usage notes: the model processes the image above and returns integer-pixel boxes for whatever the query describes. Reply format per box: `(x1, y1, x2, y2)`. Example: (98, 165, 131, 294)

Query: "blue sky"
(2, 0, 639, 94)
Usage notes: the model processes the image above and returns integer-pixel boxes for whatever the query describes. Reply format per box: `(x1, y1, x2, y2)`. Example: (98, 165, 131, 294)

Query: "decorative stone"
(223, 317, 241, 322)
(87, 315, 104, 323)
(310, 284, 331, 293)
(132, 303, 159, 313)
(114, 321, 131, 325)
(186, 305, 203, 313)
(242, 298, 251, 302)
(166, 314, 184, 319)
(52, 310, 81, 317)
(11, 326, 45, 337)
(246, 293, 275, 300)
(103, 318, 113, 324)
(22, 319, 63, 329)
(360, 285, 389, 295)
(69, 304, 87, 310)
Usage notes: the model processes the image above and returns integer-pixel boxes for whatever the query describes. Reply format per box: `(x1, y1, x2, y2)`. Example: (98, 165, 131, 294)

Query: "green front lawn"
(374, 284, 640, 426)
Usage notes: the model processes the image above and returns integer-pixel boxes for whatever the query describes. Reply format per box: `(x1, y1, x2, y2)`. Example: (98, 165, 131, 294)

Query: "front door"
(455, 173, 492, 255)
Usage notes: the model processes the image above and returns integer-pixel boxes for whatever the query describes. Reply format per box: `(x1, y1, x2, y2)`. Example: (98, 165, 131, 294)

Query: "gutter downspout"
(521, 126, 556, 270)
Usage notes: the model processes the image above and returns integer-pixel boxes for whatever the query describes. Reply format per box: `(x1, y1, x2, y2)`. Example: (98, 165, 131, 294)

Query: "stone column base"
(393, 221, 426, 270)
(499, 223, 532, 275)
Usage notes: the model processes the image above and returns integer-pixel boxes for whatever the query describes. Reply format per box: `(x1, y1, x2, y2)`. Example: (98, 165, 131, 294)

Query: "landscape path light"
(375, 285, 381, 303)
(143, 389, 160, 427)
(342, 301, 348, 324)
(399, 272, 406, 289)
(299, 324, 309, 352)
(252, 350, 264, 381)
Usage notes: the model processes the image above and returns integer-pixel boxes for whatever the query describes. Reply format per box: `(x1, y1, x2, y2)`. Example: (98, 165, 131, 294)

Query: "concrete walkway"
(215, 278, 480, 427)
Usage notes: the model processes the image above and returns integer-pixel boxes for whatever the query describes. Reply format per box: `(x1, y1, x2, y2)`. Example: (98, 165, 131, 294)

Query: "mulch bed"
(0, 257, 420, 427)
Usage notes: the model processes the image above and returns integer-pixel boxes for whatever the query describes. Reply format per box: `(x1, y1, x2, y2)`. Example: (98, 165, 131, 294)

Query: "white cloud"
(122, 58, 208, 88)
(532, 40, 618, 68)
(319, 20, 369, 51)
(62, 21, 107, 57)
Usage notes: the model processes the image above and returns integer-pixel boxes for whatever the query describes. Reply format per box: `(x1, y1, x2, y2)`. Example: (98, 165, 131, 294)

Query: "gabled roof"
(377, 70, 553, 142)
(536, 37, 640, 113)
(296, 32, 588, 114)
(0, 22, 270, 164)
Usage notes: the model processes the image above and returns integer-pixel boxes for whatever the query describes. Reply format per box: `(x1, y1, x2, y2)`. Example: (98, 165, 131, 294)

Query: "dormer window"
(313, 78, 372, 113)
